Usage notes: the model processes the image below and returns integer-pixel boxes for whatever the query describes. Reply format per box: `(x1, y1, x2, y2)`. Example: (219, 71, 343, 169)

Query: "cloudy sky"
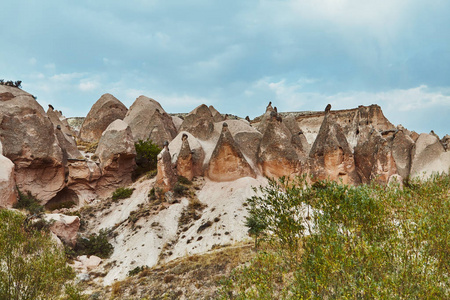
(1, 0, 449, 136)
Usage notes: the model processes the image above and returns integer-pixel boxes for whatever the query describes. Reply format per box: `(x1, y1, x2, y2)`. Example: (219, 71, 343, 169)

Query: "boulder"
(179, 104, 215, 140)
(76, 255, 102, 271)
(0, 85, 65, 203)
(410, 133, 450, 178)
(392, 129, 415, 179)
(258, 112, 302, 178)
(123, 96, 177, 147)
(209, 105, 224, 122)
(45, 213, 80, 247)
(155, 142, 177, 193)
(354, 129, 397, 184)
(309, 111, 360, 184)
(0, 151, 17, 208)
(78, 93, 128, 143)
(207, 123, 256, 181)
(95, 120, 136, 197)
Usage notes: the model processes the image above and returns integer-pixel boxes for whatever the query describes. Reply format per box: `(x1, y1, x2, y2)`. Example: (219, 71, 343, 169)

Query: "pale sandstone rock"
(309, 112, 360, 184)
(169, 131, 205, 179)
(78, 93, 128, 143)
(46, 106, 75, 136)
(45, 213, 80, 247)
(171, 116, 183, 131)
(0, 153, 17, 208)
(123, 96, 177, 147)
(441, 134, 450, 151)
(209, 105, 224, 122)
(410, 133, 450, 178)
(155, 142, 177, 193)
(392, 129, 415, 179)
(95, 120, 136, 198)
(207, 123, 256, 181)
(0, 85, 65, 203)
(179, 104, 215, 140)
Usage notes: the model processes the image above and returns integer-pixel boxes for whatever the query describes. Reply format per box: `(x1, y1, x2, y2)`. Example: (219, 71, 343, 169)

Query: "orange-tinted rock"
(155, 142, 177, 192)
(309, 112, 360, 184)
(207, 123, 256, 181)
(78, 93, 128, 142)
(176, 134, 195, 181)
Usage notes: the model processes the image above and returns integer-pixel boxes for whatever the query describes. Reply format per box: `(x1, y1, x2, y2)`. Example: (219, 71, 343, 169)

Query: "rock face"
(258, 112, 303, 178)
(441, 135, 450, 151)
(209, 105, 224, 122)
(0, 148, 17, 208)
(169, 131, 205, 178)
(47, 106, 75, 137)
(179, 104, 215, 140)
(354, 129, 397, 184)
(410, 133, 450, 178)
(207, 123, 256, 181)
(123, 96, 177, 147)
(283, 115, 311, 155)
(155, 142, 177, 193)
(45, 214, 80, 247)
(0, 85, 65, 203)
(176, 134, 195, 181)
(95, 120, 136, 197)
(309, 112, 360, 184)
(78, 94, 128, 143)
(392, 129, 415, 179)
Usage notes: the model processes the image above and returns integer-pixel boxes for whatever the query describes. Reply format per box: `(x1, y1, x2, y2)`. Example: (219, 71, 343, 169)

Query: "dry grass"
(95, 242, 255, 299)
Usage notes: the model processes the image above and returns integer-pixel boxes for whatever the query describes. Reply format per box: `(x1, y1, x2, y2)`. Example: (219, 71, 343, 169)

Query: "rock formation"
(391, 129, 415, 179)
(354, 129, 398, 184)
(283, 115, 311, 155)
(78, 93, 128, 143)
(441, 134, 450, 151)
(179, 104, 215, 140)
(258, 112, 303, 178)
(47, 105, 75, 137)
(410, 133, 450, 178)
(169, 131, 205, 178)
(0, 85, 65, 203)
(209, 105, 224, 122)
(309, 110, 360, 184)
(0, 142, 17, 208)
(155, 142, 177, 193)
(176, 134, 195, 181)
(45, 213, 81, 247)
(123, 96, 177, 147)
(95, 120, 136, 197)
(207, 123, 256, 181)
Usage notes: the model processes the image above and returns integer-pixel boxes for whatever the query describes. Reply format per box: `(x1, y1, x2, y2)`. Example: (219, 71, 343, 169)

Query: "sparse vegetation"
(0, 79, 22, 88)
(133, 139, 161, 179)
(71, 229, 114, 259)
(112, 187, 135, 201)
(220, 174, 450, 299)
(14, 189, 44, 215)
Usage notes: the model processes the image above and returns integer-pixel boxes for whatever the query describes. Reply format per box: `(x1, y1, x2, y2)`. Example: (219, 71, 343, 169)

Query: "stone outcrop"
(172, 116, 183, 131)
(283, 115, 311, 155)
(392, 129, 415, 179)
(441, 135, 450, 151)
(155, 142, 177, 193)
(95, 120, 136, 197)
(179, 104, 215, 140)
(0, 85, 65, 203)
(123, 96, 177, 147)
(78, 93, 128, 143)
(64, 160, 102, 204)
(308, 111, 360, 184)
(45, 213, 81, 247)
(47, 106, 75, 137)
(209, 105, 224, 122)
(354, 129, 397, 184)
(207, 123, 256, 181)
(169, 132, 205, 178)
(176, 134, 195, 181)
(0, 145, 17, 208)
(258, 112, 303, 178)
(410, 133, 450, 178)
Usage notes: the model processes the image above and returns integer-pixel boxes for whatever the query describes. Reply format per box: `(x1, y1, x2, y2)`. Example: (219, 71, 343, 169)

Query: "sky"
(1, 0, 449, 136)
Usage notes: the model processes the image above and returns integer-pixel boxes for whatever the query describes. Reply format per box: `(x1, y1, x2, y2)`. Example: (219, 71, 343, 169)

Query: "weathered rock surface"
(441, 134, 450, 151)
(392, 129, 415, 179)
(171, 116, 183, 131)
(283, 115, 311, 155)
(45, 213, 81, 247)
(95, 120, 136, 197)
(410, 133, 450, 178)
(207, 123, 256, 181)
(309, 112, 360, 184)
(0, 149, 17, 208)
(176, 134, 195, 181)
(155, 142, 177, 192)
(179, 104, 215, 140)
(47, 106, 75, 136)
(123, 96, 177, 147)
(354, 129, 397, 184)
(169, 132, 205, 178)
(258, 112, 303, 178)
(209, 105, 224, 122)
(0, 85, 65, 203)
(78, 93, 128, 143)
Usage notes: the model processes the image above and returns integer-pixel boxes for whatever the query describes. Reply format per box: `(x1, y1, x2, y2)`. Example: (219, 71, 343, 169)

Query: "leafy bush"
(133, 139, 161, 179)
(0, 209, 74, 299)
(128, 265, 148, 277)
(112, 187, 135, 201)
(14, 189, 44, 214)
(74, 229, 114, 258)
(173, 183, 188, 197)
(177, 175, 192, 185)
(221, 174, 450, 299)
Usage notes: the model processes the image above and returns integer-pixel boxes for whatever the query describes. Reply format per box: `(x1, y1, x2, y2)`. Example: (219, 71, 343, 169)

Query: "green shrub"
(128, 265, 148, 277)
(177, 175, 192, 185)
(74, 229, 114, 258)
(173, 183, 188, 197)
(221, 174, 450, 299)
(133, 139, 161, 179)
(112, 187, 135, 201)
(14, 189, 44, 214)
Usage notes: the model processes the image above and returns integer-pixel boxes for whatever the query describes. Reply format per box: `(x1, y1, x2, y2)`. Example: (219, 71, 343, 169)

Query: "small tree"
(0, 209, 74, 299)
(133, 139, 161, 179)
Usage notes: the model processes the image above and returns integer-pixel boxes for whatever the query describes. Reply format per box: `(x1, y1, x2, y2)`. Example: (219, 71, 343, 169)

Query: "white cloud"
(79, 81, 98, 91)
(29, 57, 37, 65)
(51, 72, 84, 82)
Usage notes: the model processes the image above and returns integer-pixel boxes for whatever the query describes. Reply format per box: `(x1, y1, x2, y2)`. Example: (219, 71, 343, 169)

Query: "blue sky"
(1, 0, 449, 136)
